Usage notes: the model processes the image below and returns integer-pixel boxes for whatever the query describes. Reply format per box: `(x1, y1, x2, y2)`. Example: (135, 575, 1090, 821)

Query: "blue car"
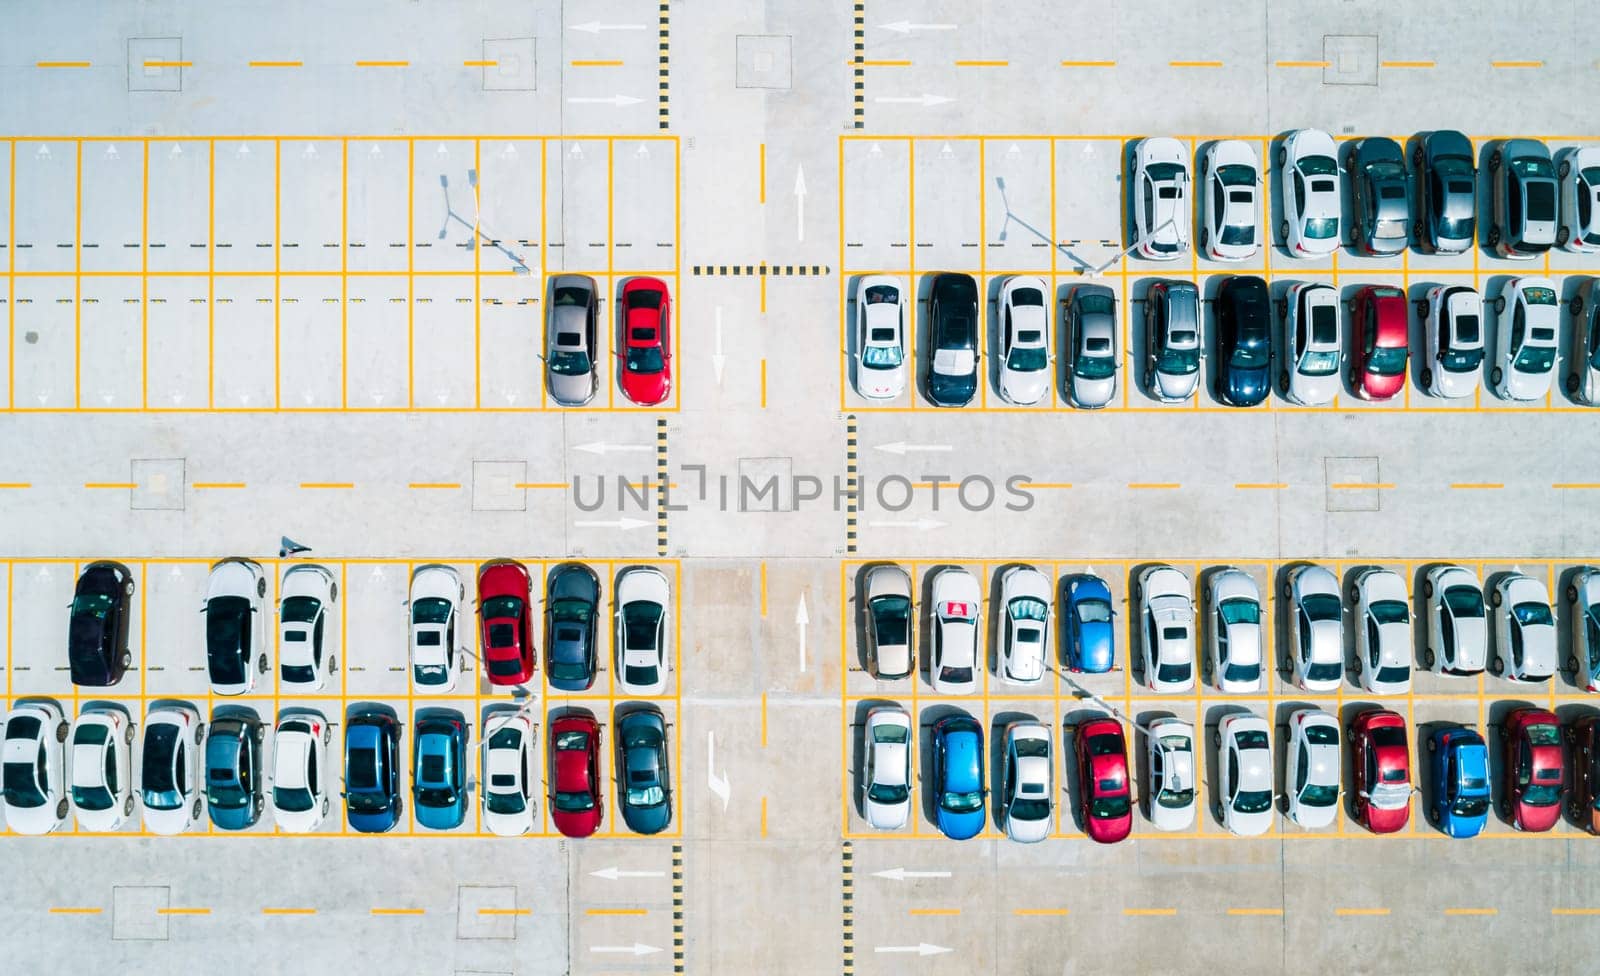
(204, 711, 263, 830)
(344, 705, 402, 833)
(1426, 726, 1490, 838)
(413, 708, 468, 830)
(1062, 574, 1115, 673)
(932, 715, 985, 840)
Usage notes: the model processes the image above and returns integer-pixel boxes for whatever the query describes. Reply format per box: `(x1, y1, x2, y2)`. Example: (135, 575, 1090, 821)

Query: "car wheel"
(55, 721, 68, 743)
(56, 797, 69, 820)
(124, 722, 135, 745)
(1348, 369, 1359, 390)
(1490, 366, 1503, 387)
(1569, 655, 1580, 675)
(1420, 367, 1433, 389)
(120, 650, 132, 669)
(1489, 149, 1502, 171)
(257, 653, 269, 674)
(256, 576, 267, 598)
(195, 722, 206, 744)
(1568, 584, 1580, 604)
(1422, 579, 1434, 599)
(1351, 222, 1363, 245)
(1275, 145, 1286, 168)
(1424, 647, 1435, 669)
(1199, 227, 1209, 249)
(1199, 155, 1208, 177)
(1572, 295, 1586, 316)
(1490, 585, 1503, 608)
(1492, 295, 1506, 315)
(1491, 655, 1504, 675)
(1572, 801, 1584, 821)
(1426, 735, 1437, 752)
(1558, 226, 1571, 247)
(1278, 219, 1289, 243)
(1414, 299, 1428, 322)
(123, 795, 135, 817)
(1560, 159, 1572, 179)
(329, 582, 338, 602)
(1427, 805, 1440, 825)
(192, 798, 204, 820)
(1487, 225, 1502, 247)
(329, 654, 338, 674)
(124, 579, 135, 596)
(1568, 373, 1581, 395)
(1212, 729, 1221, 748)
(1349, 585, 1360, 604)
(322, 724, 332, 746)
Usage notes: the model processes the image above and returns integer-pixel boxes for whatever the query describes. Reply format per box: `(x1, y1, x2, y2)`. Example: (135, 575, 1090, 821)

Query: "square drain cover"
(112, 884, 170, 940)
(472, 460, 527, 511)
(456, 884, 520, 940)
(482, 38, 535, 91)
(1324, 456, 1382, 512)
(128, 37, 183, 92)
(132, 458, 185, 510)
(736, 35, 794, 90)
(1322, 35, 1378, 86)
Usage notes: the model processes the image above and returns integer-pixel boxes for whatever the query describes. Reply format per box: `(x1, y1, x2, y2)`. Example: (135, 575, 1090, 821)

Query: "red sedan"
(550, 713, 603, 837)
(1349, 285, 1407, 400)
(477, 560, 535, 686)
(1351, 708, 1411, 833)
(619, 277, 672, 406)
(1075, 716, 1132, 843)
(1502, 707, 1564, 832)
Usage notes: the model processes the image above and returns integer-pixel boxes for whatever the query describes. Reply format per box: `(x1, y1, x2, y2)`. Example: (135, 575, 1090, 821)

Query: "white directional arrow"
(169, 390, 185, 405)
(873, 441, 952, 455)
(569, 21, 647, 33)
(105, 145, 118, 159)
(566, 94, 644, 107)
(434, 390, 449, 404)
(369, 390, 385, 405)
(636, 143, 650, 158)
(370, 565, 386, 581)
(573, 441, 652, 456)
(590, 867, 668, 881)
(711, 306, 726, 385)
(876, 943, 954, 957)
(795, 594, 810, 673)
(874, 93, 954, 107)
(871, 868, 953, 881)
(707, 731, 730, 811)
(589, 944, 663, 957)
(868, 142, 884, 158)
(879, 21, 957, 33)
(867, 518, 948, 532)
(574, 516, 652, 531)
(169, 566, 184, 578)
(793, 164, 807, 242)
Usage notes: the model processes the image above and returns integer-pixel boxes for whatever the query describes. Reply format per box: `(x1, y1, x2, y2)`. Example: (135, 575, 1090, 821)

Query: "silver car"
(1278, 282, 1341, 405)
(1490, 277, 1559, 401)
(1286, 564, 1343, 692)
(545, 274, 599, 405)
(1143, 280, 1201, 402)
(1065, 284, 1118, 408)
(862, 706, 912, 830)
(999, 721, 1053, 843)
(1420, 285, 1484, 399)
(1568, 278, 1600, 405)
(1555, 146, 1600, 253)
(863, 564, 913, 680)
(1422, 565, 1486, 676)
(1205, 568, 1263, 693)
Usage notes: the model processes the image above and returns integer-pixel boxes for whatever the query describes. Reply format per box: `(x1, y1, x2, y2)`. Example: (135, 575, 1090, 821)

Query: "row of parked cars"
(0, 700, 673, 838)
(850, 272, 1600, 405)
(1131, 131, 1599, 260)
(863, 703, 1600, 842)
(542, 275, 674, 406)
(860, 563, 1600, 694)
(65, 558, 672, 696)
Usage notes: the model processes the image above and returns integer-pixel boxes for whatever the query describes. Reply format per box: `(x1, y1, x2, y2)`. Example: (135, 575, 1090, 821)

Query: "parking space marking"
(157, 907, 210, 915)
(1124, 908, 1177, 917)
(48, 907, 101, 914)
(1381, 61, 1434, 69)
(354, 60, 409, 68)
(1335, 908, 1390, 917)
(1553, 908, 1600, 916)
(1227, 908, 1283, 916)
(1491, 61, 1542, 69)
(587, 908, 648, 916)
(1169, 61, 1223, 68)
(370, 907, 424, 916)
(249, 61, 302, 68)
(1274, 61, 1329, 69)
(1444, 908, 1497, 916)
(1060, 61, 1116, 68)
(908, 908, 960, 916)
(1013, 908, 1069, 916)
(261, 907, 317, 915)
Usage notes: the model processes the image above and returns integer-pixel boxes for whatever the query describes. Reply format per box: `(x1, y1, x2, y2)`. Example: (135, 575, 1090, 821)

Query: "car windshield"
(1299, 783, 1338, 807)
(1513, 344, 1555, 374)
(73, 783, 113, 811)
(1009, 597, 1048, 623)
(1230, 340, 1267, 370)
(1156, 344, 1199, 375)
(1224, 661, 1259, 684)
(281, 595, 319, 623)
(1092, 794, 1130, 819)
(274, 785, 314, 813)
(1304, 216, 1337, 240)
(412, 596, 451, 625)
(1235, 729, 1269, 750)
(550, 660, 589, 682)
(346, 789, 390, 813)
(1303, 724, 1337, 746)
(1157, 661, 1190, 684)
(207, 772, 247, 809)
(1157, 785, 1195, 808)
(1523, 784, 1561, 806)
(1439, 216, 1473, 240)
(871, 595, 911, 645)
(1145, 162, 1183, 184)
(626, 345, 664, 374)
(1220, 221, 1255, 246)
(1234, 789, 1273, 814)
(869, 782, 909, 805)
(140, 726, 179, 803)
(71, 591, 114, 619)
(481, 595, 522, 625)
(1452, 796, 1489, 817)
(628, 781, 666, 808)
(1367, 345, 1407, 376)
(1371, 600, 1409, 624)
(3, 759, 44, 808)
(549, 347, 592, 376)
(1301, 593, 1340, 621)
(938, 665, 973, 686)
(1219, 597, 1259, 626)
(1075, 347, 1116, 380)
(1076, 598, 1112, 624)
(486, 789, 526, 816)
(1376, 665, 1410, 684)
(1006, 797, 1049, 822)
(1306, 662, 1342, 683)
(1526, 723, 1560, 746)
(942, 789, 983, 813)
(1443, 586, 1484, 617)
(1441, 346, 1483, 373)
(1299, 348, 1340, 377)
(862, 344, 902, 368)
(1513, 602, 1553, 627)
(554, 790, 595, 812)
(625, 601, 664, 649)
(1007, 345, 1047, 372)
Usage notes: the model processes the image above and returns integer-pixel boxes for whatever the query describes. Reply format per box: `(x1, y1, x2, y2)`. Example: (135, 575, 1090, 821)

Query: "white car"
(278, 564, 338, 691)
(862, 706, 912, 830)
(999, 566, 1050, 684)
(1286, 563, 1344, 692)
(863, 564, 914, 680)
(408, 564, 464, 692)
(853, 275, 908, 399)
(141, 703, 205, 835)
(1556, 146, 1600, 252)
(1132, 137, 1190, 259)
(615, 567, 671, 696)
(204, 558, 270, 696)
(481, 710, 537, 837)
(271, 710, 332, 833)
(1000, 721, 1053, 844)
(1146, 717, 1196, 831)
(1284, 708, 1340, 829)
(1215, 712, 1274, 836)
(929, 568, 980, 694)
(1199, 140, 1260, 261)
(1568, 567, 1600, 691)
(1278, 282, 1342, 405)
(1420, 285, 1484, 399)
(1422, 565, 1487, 676)
(997, 276, 1052, 404)
(1138, 565, 1195, 693)
(1278, 128, 1342, 257)
(1490, 573, 1556, 682)
(1351, 569, 1412, 696)
(1490, 277, 1560, 401)
(1205, 567, 1263, 693)
(2, 700, 69, 834)
(68, 706, 136, 831)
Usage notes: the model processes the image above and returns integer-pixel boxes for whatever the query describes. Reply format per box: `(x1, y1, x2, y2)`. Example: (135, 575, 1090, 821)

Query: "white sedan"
(408, 564, 465, 692)
(929, 568, 981, 695)
(997, 276, 1051, 404)
(862, 706, 912, 830)
(481, 710, 537, 837)
(1285, 708, 1340, 829)
(1146, 717, 1196, 831)
(1132, 137, 1190, 260)
(1199, 139, 1260, 261)
(1206, 567, 1262, 693)
(1138, 565, 1195, 693)
(1286, 563, 1344, 692)
(2, 700, 69, 834)
(1555, 146, 1600, 252)
(271, 710, 332, 833)
(141, 703, 205, 835)
(278, 564, 338, 691)
(1352, 569, 1412, 695)
(999, 565, 1050, 684)
(204, 558, 270, 696)
(1422, 564, 1486, 675)
(1000, 721, 1053, 844)
(853, 275, 908, 400)
(1490, 277, 1560, 401)
(1216, 713, 1274, 836)
(1277, 128, 1341, 257)
(69, 706, 136, 831)
(1420, 285, 1484, 399)
(616, 567, 671, 696)
(1278, 282, 1342, 406)
(1491, 573, 1556, 682)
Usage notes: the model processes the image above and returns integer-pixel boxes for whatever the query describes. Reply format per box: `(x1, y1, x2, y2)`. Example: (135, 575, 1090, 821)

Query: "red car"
(619, 277, 672, 406)
(1075, 717, 1132, 843)
(550, 713, 603, 837)
(1351, 708, 1411, 833)
(1349, 285, 1407, 400)
(1502, 707, 1564, 832)
(477, 560, 535, 686)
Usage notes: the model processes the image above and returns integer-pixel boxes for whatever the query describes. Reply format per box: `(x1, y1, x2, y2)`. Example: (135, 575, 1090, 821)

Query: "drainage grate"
(1324, 456, 1383, 512)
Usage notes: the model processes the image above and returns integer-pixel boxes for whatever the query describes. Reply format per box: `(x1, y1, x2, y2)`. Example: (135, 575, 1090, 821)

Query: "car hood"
(1152, 365, 1199, 400)
(1002, 367, 1049, 404)
(1070, 372, 1115, 408)
(936, 805, 985, 840)
(548, 369, 596, 405)
(1222, 362, 1269, 404)
(1077, 622, 1113, 671)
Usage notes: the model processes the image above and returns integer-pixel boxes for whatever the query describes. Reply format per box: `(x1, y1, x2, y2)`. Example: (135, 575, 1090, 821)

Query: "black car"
(545, 563, 600, 692)
(205, 709, 264, 831)
(1414, 130, 1476, 254)
(1213, 276, 1272, 407)
(1347, 137, 1410, 256)
(924, 273, 979, 407)
(616, 705, 673, 835)
(68, 561, 135, 686)
(1489, 139, 1558, 257)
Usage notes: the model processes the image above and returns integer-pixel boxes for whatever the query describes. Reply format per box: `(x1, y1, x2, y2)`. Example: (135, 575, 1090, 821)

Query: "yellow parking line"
(1553, 483, 1600, 489)
(144, 61, 191, 68)
(262, 907, 317, 916)
(955, 60, 1008, 67)
(909, 908, 961, 916)
(49, 907, 102, 915)
(585, 908, 647, 916)
(36, 61, 91, 68)
(1553, 908, 1600, 916)
(1335, 908, 1390, 917)
(1381, 60, 1434, 68)
(1123, 908, 1177, 917)
(761, 795, 768, 837)
(479, 908, 531, 916)
(407, 482, 460, 490)
(1274, 61, 1328, 68)
(370, 908, 425, 916)
(1060, 60, 1116, 68)
(1169, 60, 1223, 68)
(158, 907, 210, 915)
(249, 61, 303, 68)
(1019, 482, 1074, 489)
(84, 482, 136, 489)
(355, 60, 409, 68)
(1450, 483, 1503, 490)
(463, 60, 497, 67)
(1227, 908, 1283, 916)
(192, 482, 246, 489)
(859, 59, 911, 67)
(299, 482, 354, 489)
(1329, 482, 1394, 490)
(1492, 60, 1542, 69)
(571, 60, 624, 67)
(0, 482, 33, 489)
(1013, 908, 1070, 916)
(1234, 482, 1287, 490)
(1128, 482, 1181, 490)
(1444, 908, 1497, 916)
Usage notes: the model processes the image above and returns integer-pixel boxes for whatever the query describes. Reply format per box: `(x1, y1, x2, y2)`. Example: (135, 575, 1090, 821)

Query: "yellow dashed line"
(84, 482, 136, 489)
(1019, 482, 1075, 489)
(0, 482, 33, 489)
(1169, 60, 1223, 68)
(371, 908, 425, 916)
(143, 61, 191, 68)
(36, 61, 91, 68)
(1274, 61, 1328, 68)
(355, 60, 409, 68)
(1013, 908, 1070, 917)
(1330, 482, 1394, 490)
(158, 907, 210, 916)
(571, 60, 624, 67)
(1450, 483, 1503, 490)
(1381, 60, 1434, 69)
(192, 482, 245, 490)
(249, 61, 303, 68)
(955, 60, 1008, 67)
(909, 908, 961, 916)
(586, 908, 648, 916)
(1228, 908, 1284, 916)
(1444, 908, 1497, 916)
(407, 482, 460, 490)
(1553, 908, 1600, 916)
(1553, 483, 1600, 490)
(299, 482, 355, 489)
(1060, 60, 1116, 68)
(262, 908, 317, 916)
(1492, 60, 1542, 69)
(1124, 908, 1178, 917)
(1128, 482, 1181, 490)
(463, 60, 497, 67)
(478, 908, 531, 916)
(1335, 908, 1390, 917)
(49, 907, 102, 915)
(1235, 482, 1287, 490)
(859, 59, 911, 67)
